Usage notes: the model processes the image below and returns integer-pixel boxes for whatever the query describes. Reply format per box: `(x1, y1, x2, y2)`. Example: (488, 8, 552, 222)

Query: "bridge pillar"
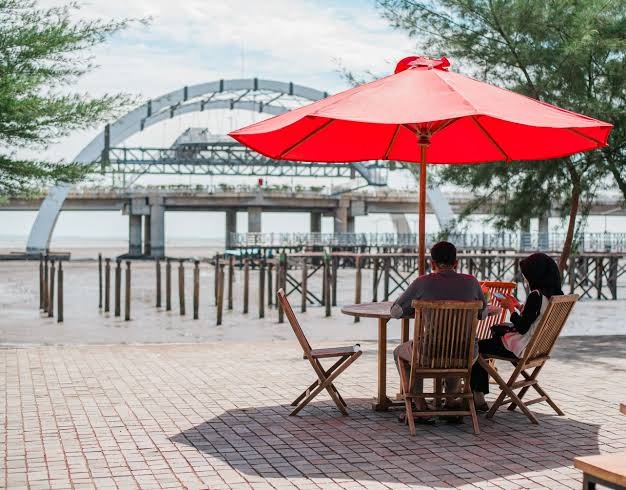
(347, 216, 355, 233)
(128, 215, 142, 256)
(310, 212, 322, 233)
(225, 209, 237, 248)
(334, 205, 348, 234)
(149, 196, 165, 258)
(143, 216, 151, 256)
(248, 207, 262, 233)
(538, 214, 550, 250)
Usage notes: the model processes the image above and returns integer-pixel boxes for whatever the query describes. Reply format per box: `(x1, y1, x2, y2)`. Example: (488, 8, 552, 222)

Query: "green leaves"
(0, 0, 140, 196)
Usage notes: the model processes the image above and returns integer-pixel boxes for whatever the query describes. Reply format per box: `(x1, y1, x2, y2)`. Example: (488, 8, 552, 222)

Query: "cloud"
(33, 0, 415, 159)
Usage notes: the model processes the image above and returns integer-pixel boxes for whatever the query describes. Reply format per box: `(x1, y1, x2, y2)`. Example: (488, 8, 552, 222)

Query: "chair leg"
(468, 397, 480, 435)
(291, 352, 361, 416)
(532, 382, 565, 416)
(480, 358, 539, 424)
(291, 357, 345, 406)
(507, 367, 538, 411)
(398, 359, 416, 436)
(405, 398, 416, 436)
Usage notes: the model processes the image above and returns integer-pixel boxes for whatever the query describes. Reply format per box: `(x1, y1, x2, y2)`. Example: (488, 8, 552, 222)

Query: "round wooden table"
(341, 301, 410, 411)
(341, 301, 501, 412)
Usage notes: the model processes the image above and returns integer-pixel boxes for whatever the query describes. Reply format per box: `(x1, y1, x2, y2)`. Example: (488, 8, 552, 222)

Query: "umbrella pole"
(418, 142, 427, 276)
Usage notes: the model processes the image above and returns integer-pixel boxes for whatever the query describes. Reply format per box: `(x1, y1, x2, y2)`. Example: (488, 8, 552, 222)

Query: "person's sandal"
(475, 403, 490, 412)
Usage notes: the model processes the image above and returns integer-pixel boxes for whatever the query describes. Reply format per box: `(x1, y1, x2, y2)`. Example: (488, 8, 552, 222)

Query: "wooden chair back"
(277, 288, 313, 358)
(476, 281, 517, 340)
(408, 300, 483, 385)
(523, 294, 578, 363)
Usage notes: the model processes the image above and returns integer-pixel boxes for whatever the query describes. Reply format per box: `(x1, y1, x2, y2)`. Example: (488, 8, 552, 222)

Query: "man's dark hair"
(430, 241, 457, 266)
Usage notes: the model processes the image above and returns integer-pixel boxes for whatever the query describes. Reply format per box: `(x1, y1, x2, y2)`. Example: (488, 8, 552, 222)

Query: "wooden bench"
(574, 453, 626, 490)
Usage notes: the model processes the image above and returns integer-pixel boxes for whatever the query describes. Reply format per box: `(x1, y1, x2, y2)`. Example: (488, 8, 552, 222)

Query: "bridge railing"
(229, 232, 626, 253)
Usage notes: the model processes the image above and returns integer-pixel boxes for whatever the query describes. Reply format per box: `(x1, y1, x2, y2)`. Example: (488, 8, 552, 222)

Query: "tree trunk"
(559, 159, 581, 274)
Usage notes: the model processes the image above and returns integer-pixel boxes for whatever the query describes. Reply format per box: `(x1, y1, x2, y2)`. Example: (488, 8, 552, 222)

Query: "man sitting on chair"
(391, 241, 488, 418)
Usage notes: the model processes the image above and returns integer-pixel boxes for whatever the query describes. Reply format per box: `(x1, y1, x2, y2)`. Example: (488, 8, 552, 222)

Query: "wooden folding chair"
(477, 281, 517, 340)
(479, 294, 578, 424)
(399, 299, 484, 435)
(277, 288, 362, 416)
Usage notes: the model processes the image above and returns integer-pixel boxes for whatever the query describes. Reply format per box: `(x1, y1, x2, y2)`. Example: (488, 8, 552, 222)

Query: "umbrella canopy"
(229, 56, 612, 274)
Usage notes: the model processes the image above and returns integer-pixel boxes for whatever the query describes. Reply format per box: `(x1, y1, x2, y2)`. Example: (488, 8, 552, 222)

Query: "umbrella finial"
(394, 56, 450, 74)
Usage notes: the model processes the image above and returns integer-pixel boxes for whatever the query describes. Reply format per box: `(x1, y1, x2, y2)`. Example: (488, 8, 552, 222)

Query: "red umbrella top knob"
(394, 55, 450, 73)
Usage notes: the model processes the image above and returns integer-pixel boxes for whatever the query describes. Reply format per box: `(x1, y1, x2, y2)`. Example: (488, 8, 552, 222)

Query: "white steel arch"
(26, 78, 328, 254)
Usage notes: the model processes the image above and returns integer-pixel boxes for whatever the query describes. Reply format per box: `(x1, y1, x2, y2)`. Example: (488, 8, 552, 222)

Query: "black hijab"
(520, 253, 563, 298)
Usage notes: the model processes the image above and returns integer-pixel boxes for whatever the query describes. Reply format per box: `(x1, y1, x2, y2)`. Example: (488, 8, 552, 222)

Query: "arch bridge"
(26, 78, 389, 256)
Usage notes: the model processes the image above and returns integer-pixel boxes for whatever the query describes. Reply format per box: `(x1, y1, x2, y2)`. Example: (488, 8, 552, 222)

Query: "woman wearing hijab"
(470, 253, 563, 411)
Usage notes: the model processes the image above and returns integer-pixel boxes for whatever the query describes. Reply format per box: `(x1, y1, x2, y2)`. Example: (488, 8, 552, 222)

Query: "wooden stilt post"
(156, 258, 162, 308)
(228, 256, 234, 310)
(267, 262, 273, 307)
(57, 261, 63, 323)
(114, 260, 121, 317)
(43, 255, 49, 313)
(383, 257, 390, 301)
(243, 259, 249, 314)
(259, 260, 265, 319)
(124, 261, 131, 321)
(178, 260, 185, 316)
(48, 259, 55, 318)
(372, 256, 379, 302)
(193, 260, 200, 320)
(216, 263, 224, 325)
(104, 258, 111, 312)
(331, 255, 338, 307)
(214, 254, 219, 304)
(278, 253, 286, 324)
(39, 253, 44, 310)
(98, 253, 102, 309)
(301, 258, 308, 313)
(355, 256, 361, 323)
(324, 253, 331, 317)
(166, 258, 172, 311)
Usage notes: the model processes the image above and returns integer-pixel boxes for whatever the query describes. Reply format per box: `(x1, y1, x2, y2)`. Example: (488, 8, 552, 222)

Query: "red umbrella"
(229, 56, 612, 275)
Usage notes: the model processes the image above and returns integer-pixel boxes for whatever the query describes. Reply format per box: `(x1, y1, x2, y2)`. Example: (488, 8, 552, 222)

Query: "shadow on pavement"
(171, 397, 600, 487)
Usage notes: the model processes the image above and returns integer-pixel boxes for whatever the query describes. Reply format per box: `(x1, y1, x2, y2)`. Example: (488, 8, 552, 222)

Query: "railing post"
(57, 260, 63, 323)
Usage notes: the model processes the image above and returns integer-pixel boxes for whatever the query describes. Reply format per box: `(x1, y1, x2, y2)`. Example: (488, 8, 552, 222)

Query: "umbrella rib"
(278, 119, 335, 158)
(383, 124, 401, 160)
(566, 128, 606, 147)
(471, 116, 511, 162)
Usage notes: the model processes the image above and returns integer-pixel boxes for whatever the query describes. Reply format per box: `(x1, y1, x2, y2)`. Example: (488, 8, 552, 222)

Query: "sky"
(39, 0, 417, 161)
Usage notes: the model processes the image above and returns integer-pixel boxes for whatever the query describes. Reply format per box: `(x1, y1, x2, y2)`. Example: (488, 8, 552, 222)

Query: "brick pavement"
(2, 336, 626, 489)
